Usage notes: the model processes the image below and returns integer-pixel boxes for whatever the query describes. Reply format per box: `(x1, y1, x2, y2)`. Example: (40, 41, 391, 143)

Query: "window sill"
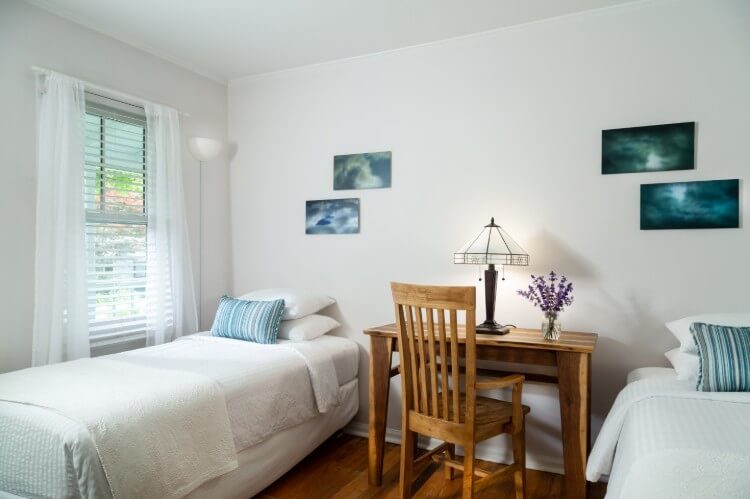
(90, 332, 146, 357)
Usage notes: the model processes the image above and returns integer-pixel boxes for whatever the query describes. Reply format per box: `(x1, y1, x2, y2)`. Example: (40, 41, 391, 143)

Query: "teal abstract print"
(690, 323, 750, 392)
(640, 179, 739, 230)
(211, 296, 285, 344)
(602, 122, 694, 174)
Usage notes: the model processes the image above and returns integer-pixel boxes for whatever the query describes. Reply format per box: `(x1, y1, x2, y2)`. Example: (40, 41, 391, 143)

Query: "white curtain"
(32, 70, 90, 366)
(144, 103, 198, 345)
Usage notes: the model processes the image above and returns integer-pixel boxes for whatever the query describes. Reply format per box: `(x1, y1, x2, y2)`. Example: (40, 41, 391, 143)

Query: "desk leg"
(368, 336, 394, 486)
(557, 351, 590, 499)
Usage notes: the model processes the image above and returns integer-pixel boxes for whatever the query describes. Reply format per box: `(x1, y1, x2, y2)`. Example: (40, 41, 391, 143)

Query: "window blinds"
(84, 101, 148, 342)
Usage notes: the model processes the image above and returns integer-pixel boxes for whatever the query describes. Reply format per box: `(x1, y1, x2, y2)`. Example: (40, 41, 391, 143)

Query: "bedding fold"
(279, 340, 341, 412)
(0, 358, 237, 499)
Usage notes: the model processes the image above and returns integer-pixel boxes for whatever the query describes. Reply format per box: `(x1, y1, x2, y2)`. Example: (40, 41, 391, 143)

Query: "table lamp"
(454, 217, 529, 334)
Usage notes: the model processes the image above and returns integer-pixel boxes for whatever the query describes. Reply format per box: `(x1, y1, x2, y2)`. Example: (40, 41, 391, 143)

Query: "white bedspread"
(587, 376, 750, 498)
(118, 334, 343, 450)
(0, 334, 354, 499)
(0, 358, 237, 499)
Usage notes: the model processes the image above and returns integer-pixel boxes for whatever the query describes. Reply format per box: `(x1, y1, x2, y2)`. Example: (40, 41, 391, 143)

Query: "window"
(84, 99, 148, 344)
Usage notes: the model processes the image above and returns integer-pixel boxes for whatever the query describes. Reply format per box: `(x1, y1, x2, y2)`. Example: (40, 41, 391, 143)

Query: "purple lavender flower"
(517, 271, 574, 314)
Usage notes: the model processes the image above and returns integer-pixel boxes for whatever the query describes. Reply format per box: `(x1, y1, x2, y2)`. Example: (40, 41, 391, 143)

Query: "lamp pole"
(187, 137, 223, 331)
(199, 159, 204, 329)
(482, 263, 498, 330)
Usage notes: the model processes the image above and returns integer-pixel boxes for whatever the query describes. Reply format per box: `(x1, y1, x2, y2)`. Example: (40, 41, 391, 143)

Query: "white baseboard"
(344, 422, 564, 475)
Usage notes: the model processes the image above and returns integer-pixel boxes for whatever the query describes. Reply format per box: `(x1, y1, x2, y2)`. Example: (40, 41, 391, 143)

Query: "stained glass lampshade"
(454, 218, 529, 334)
(454, 218, 529, 266)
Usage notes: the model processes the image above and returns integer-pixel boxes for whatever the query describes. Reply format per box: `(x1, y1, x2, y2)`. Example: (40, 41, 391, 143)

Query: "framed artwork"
(305, 198, 360, 234)
(602, 122, 695, 174)
(334, 151, 391, 189)
(640, 179, 739, 230)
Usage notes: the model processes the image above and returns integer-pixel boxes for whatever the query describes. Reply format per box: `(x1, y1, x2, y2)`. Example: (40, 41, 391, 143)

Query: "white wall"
(0, 0, 231, 373)
(228, 0, 750, 470)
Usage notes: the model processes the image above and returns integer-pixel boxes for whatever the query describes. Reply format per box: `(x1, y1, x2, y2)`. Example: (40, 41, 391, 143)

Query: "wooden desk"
(365, 324, 597, 499)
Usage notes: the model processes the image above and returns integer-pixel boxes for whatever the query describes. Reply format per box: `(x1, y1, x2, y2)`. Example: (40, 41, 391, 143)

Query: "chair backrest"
(391, 282, 477, 425)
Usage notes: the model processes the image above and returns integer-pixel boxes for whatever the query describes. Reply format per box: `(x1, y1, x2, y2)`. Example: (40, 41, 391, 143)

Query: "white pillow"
(666, 313, 750, 354)
(664, 348, 699, 381)
(237, 288, 335, 320)
(278, 314, 341, 341)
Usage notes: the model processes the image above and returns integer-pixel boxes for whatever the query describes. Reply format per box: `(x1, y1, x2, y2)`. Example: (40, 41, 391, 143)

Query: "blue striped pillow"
(211, 296, 285, 344)
(690, 322, 750, 392)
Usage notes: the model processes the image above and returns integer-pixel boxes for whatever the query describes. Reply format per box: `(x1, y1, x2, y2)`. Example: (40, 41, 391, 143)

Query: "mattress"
(587, 375, 750, 498)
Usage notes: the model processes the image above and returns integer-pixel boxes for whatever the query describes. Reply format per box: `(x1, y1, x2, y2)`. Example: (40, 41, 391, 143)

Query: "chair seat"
(411, 391, 530, 443)
(446, 392, 530, 426)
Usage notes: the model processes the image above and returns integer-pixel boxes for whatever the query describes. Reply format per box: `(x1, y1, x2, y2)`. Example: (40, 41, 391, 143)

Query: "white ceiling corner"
(25, 0, 642, 83)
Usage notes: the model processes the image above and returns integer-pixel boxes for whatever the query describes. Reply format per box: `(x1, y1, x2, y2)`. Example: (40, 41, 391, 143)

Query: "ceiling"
(27, 0, 639, 82)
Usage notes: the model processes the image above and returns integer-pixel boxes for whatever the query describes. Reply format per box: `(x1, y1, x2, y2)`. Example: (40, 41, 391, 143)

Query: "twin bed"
(0, 332, 359, 499)
(587, 366, 750, 498)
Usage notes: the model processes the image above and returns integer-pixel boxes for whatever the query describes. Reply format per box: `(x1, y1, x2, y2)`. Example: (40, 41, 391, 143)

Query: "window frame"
(84, 96, 149, 349)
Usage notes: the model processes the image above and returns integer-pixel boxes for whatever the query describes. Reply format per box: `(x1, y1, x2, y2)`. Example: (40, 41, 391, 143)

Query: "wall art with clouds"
(333, 151, 391, 190)
(305, 198, 360, 234)
(640, 179, 739, 230)
(602, 122, 695, 174)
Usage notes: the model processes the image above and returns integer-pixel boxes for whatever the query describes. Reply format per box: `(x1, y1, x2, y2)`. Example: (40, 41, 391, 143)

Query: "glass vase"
(542, 313, 561, 341)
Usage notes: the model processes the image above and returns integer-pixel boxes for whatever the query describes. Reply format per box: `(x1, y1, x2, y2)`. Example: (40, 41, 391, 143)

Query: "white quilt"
(0, 358, 237, 499)
(118, 334, 343, 449)
(587, 376, 750, 498)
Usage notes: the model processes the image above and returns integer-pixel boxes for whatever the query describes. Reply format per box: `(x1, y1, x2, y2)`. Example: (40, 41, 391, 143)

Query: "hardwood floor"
(258, 433, 606, 498)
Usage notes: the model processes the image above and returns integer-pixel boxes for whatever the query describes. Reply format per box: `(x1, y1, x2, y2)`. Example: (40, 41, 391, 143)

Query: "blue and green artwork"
(640, 179, 739, 230)
(334, 151, 391, 190)
(603, 122, 695, 174)
(305, 198, 360, 234)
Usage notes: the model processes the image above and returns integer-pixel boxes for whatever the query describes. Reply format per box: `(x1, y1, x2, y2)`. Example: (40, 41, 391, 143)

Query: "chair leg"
(445, 443, 456, 480)
(462, 442, 475, 498)
(512, 423, 527, 499)
(399, 428, 416, 499)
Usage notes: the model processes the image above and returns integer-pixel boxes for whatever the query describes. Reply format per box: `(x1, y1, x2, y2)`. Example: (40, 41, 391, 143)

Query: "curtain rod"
(31, 65, 190, 117)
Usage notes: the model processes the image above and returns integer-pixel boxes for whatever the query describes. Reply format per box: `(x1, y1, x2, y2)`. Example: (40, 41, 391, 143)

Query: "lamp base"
(477, 320, 514, 335)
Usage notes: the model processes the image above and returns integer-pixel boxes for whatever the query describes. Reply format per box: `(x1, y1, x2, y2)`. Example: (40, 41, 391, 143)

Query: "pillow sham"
(211, 296, 285, 344)
(278, 314, 341, 341)
(690, 322, 750, 392)
(237, 288, 335, 320)
(665, 313, 750, 354)
(664, 348, 699, 381)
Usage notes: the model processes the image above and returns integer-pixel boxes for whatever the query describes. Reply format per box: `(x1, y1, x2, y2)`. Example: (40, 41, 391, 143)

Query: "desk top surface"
(364, 323, 597, 353)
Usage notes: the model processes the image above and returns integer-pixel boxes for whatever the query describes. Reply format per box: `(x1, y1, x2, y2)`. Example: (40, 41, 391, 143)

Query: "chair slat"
(414, 307, 429, 414)
(405, 305, 420, 413)
(438, 309, 449, 420)
(425, 308, 439, 417)
(449, 309, 460, 423)
(394, 303, 413, 412)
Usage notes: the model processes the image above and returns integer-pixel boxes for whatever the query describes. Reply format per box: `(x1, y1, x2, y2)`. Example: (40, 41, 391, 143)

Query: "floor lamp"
(187, 137, 223, 329)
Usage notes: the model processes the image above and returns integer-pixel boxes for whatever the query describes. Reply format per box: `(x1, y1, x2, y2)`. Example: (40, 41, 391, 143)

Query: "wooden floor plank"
(259, 433, 606, 498)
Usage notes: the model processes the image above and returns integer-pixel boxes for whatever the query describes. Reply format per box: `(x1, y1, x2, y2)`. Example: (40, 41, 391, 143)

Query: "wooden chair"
(391, 282, 529, 498)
